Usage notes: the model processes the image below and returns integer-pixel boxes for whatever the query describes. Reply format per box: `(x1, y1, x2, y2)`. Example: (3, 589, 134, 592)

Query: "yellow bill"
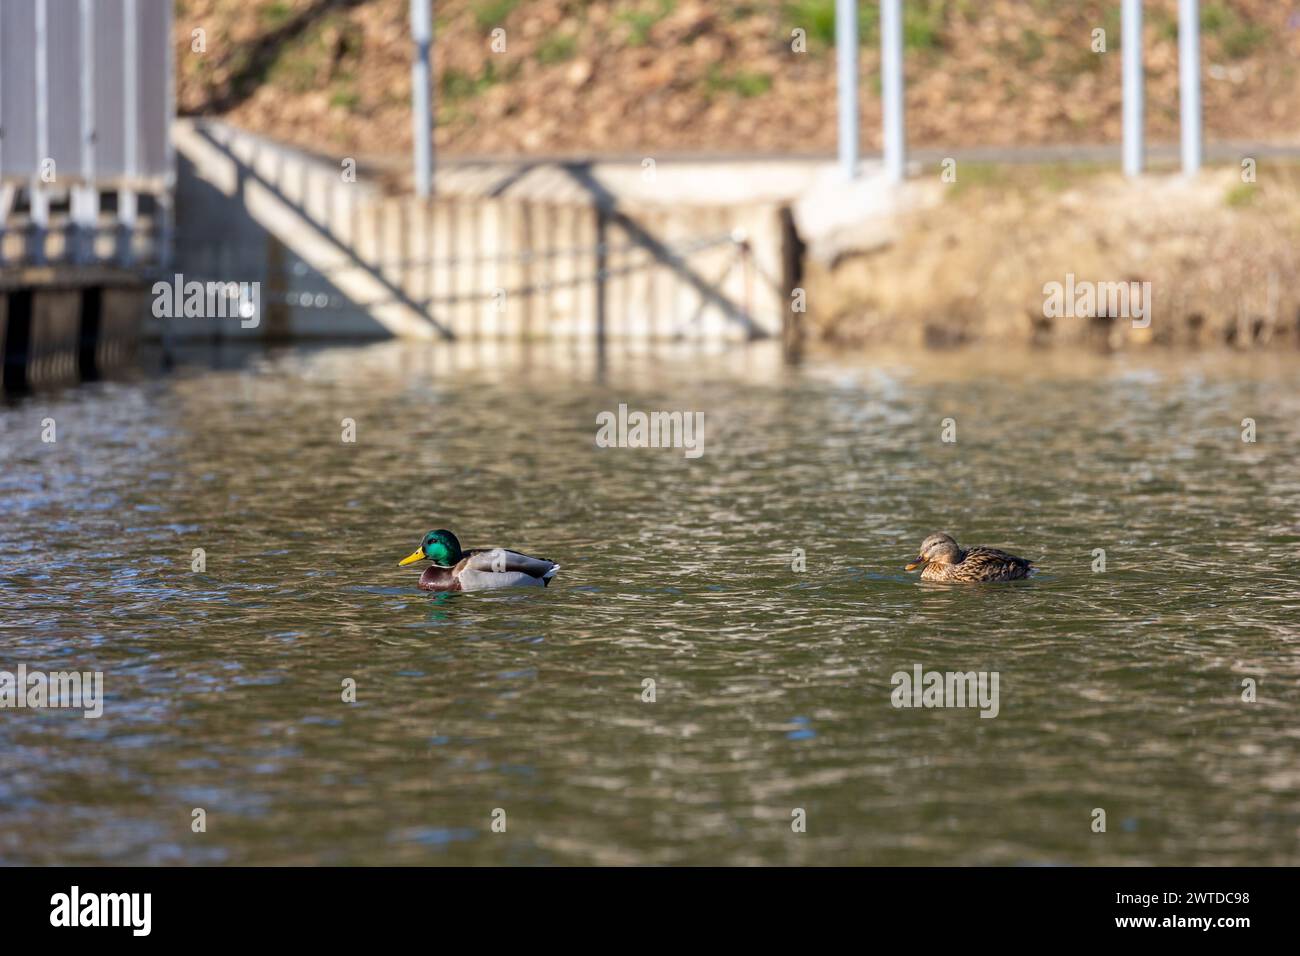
(905, 560, 924, 571)
(398, 548, 425, 567)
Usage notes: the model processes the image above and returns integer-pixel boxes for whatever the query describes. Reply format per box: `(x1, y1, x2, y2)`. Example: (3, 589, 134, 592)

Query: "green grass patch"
(473, 0, 521, 33)
(261, 1, 294, 28)
(785, 0, 869, 47)
(1224, 182, 1256, 207)
(944, 161, 1012, 199)
(1201, 3, 1229, 34)
(783, 0, 943, 52)
(266, 44, 324, 94)
(537, 33, 577, 65)
(1153, 8, 1180, 43)
(1201, 3, 1270, 59)
(617, 0, 676, 47)
(944, 160, 1112, 199)
(705, 65, 772, 98)
(1017, 28, 1045, 64)
(329, 85, 360, 112)
(904, 0, 944, 52)
(264, 13, 360, 95)
(439, 59, 514, 102)
(440, 69, 476, 102)
(1222, 23, 1269, 59)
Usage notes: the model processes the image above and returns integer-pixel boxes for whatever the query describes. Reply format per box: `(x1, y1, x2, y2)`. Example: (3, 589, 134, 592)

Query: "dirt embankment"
(176, 0, 1300, 160)
(803, 163, 1300, 350)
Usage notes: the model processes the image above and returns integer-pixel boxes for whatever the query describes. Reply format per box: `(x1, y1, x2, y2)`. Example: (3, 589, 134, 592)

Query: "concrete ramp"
(172, 121, 442, 340)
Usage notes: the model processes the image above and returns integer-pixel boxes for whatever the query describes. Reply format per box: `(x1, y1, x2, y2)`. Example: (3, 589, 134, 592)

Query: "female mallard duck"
(904, 532, 1033, 582)
(398, 530, 560, 592)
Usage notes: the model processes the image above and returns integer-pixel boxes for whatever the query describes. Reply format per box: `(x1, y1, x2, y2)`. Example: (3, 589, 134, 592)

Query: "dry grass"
(805, 161, 1300, 350)
(175, 0, 1300, 159)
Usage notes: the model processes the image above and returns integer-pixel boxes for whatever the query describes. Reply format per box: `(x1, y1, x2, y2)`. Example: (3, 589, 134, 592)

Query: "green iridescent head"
(398, 529, 463, 568)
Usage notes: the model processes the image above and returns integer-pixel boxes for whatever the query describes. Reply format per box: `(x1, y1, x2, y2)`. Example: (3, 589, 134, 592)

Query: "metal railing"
(172, 230, 756, 316)
(0, 186, 167, 272)
(838, 0, 1203, 180)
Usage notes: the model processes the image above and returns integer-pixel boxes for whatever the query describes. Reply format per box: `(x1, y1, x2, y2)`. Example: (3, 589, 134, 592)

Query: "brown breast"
(418, 565, 460, 592)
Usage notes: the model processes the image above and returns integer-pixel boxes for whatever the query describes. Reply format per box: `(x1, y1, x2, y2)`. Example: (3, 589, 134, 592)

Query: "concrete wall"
(169, 120, 791, 345)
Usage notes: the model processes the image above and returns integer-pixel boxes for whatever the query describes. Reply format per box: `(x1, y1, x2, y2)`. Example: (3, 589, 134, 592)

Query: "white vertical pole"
(161, 0, 175, 269)
(0, 8, 4, 180)
(1121, 0, 1144, 177)
(119, 0, 139, 265)
(880, 0, 905, 182)
(835, 0, 858, 179)
(1178, 0, 1202, 175)
(32, 0, 49, 265)
(0, 11, 5, 267)
(411, 0, 433, 197)
(76, 0, 99, 263)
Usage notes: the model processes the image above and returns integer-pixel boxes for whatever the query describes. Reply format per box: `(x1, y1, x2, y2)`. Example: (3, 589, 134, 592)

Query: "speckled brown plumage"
(906, 533, 1033, 583)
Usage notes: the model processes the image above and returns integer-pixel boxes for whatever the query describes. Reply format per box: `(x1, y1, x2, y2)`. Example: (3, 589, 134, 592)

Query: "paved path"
(354, 139, 1300, 205)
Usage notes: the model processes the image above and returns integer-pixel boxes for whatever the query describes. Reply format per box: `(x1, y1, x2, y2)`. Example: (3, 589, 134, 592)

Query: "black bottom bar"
(0, 866, 1281, 941)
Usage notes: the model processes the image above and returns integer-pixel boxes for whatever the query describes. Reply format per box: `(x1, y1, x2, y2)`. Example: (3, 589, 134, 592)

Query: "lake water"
(1, 340, 1298, 865)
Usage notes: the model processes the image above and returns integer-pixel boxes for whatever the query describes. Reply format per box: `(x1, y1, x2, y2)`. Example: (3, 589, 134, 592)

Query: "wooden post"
(519, 201, 534, 341)
(265, 235, 290, 340)
(779, 205, 806, 363)
(595, 204, 609, 363)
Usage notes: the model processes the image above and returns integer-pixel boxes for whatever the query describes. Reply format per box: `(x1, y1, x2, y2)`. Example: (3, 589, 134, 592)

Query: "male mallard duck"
(904, 532, 1033, 582)
(398, 529, 560, 592)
